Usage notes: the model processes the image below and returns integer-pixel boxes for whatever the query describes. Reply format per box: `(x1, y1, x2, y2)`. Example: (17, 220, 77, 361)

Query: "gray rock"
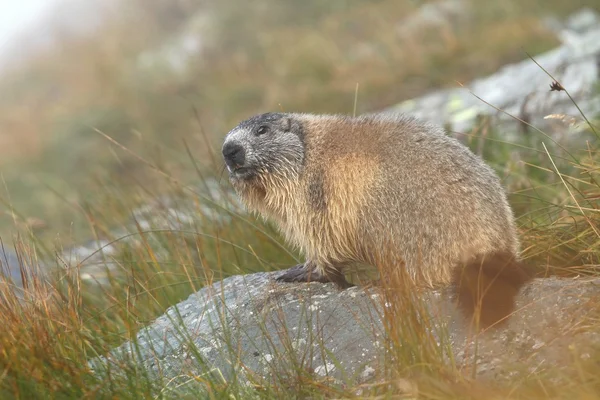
(386, 10, 600, 140)
(564, 8, 600, 34)
(90, 272, 600, 393)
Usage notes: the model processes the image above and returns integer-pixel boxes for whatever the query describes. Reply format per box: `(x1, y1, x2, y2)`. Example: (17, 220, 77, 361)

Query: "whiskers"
(217, 163, 228, 185)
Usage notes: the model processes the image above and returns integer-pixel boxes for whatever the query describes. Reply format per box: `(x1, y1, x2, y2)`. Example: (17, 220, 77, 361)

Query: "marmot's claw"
(276, 263, 354, 289)
(276, 263, 325, 283)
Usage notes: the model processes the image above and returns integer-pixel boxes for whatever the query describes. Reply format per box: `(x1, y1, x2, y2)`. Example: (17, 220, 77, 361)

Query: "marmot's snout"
(222, 112, 306, 182)
(222, 141, 246, 171)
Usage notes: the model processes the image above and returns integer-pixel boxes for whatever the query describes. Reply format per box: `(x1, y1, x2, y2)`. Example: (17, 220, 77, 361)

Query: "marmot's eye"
(256, 125, 270, 136)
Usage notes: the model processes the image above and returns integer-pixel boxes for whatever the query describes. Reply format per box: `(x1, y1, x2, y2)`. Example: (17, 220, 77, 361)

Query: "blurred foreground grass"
(0, 0, 600, 398)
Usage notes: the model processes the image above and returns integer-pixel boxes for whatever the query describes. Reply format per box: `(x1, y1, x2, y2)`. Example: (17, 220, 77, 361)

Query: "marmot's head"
(222, 113, 305, 186)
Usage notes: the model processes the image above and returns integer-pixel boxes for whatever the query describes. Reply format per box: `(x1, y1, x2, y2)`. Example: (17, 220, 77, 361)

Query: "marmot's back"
(299, 113, 519, 285)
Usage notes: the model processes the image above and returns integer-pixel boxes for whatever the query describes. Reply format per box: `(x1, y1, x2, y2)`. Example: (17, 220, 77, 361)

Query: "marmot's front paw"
(276, 262, 325, 283)
(276, 262, 354, 289)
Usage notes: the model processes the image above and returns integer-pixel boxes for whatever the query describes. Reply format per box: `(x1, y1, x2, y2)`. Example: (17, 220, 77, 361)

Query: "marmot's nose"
(222, 142, 246, 168)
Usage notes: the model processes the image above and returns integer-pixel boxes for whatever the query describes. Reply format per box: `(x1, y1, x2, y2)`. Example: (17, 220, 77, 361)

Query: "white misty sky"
(0, 0, 56, 52)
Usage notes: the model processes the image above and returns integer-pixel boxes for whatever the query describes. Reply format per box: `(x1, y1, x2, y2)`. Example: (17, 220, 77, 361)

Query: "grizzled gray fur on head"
(222, 112, 305, 182)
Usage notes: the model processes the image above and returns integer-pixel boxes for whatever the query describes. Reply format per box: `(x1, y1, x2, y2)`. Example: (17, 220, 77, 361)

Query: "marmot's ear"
(282, 117, 301, 133)
(283, 117, 292, 132)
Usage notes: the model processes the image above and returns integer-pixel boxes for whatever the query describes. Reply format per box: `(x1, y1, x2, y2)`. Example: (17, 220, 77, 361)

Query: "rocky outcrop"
(385, 7, 600, 140)
(90, 271, 600, 392)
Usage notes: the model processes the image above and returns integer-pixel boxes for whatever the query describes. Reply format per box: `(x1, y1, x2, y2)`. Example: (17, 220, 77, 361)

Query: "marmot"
(222, 112, 532, 327)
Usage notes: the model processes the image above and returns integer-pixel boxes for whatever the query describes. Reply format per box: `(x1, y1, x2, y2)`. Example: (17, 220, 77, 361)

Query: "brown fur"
(222, 112, 531, 327)
(453, 252, 533, 329)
